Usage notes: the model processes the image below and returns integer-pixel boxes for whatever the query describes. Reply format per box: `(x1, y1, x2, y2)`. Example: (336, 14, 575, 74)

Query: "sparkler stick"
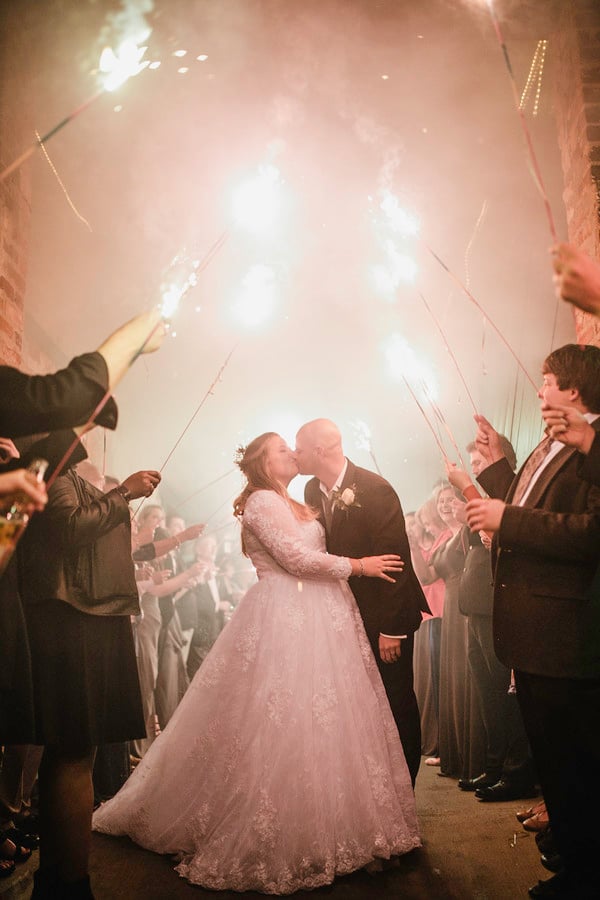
(484, 0, 557, 243)
(0, 40, 149, 184)
(417, 289, 478, 415)
(424, 241, 538, 390)
(175, 468, 238, 512)
(401, 376, 450, 464)
(132, 345, 238, 520)
(421, 380, 468, 471)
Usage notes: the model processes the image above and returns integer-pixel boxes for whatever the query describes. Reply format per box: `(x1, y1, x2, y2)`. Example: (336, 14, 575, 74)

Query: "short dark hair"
(542, 344, 600, 413)
(466, 436, 517, 471)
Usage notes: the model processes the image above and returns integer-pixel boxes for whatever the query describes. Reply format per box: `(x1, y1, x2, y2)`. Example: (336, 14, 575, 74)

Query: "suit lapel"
(520, 444, 577, 508)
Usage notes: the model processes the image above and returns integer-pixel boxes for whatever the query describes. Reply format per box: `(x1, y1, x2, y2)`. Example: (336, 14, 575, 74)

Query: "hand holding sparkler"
(466, 497, 506, 534)
(551, 243, 600, 318)
(473, 414, 506, 466)
(96, 308, 168, 388)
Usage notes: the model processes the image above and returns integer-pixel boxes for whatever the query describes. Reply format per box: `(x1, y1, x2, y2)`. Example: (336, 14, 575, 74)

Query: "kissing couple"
(93, 418, 430, 894)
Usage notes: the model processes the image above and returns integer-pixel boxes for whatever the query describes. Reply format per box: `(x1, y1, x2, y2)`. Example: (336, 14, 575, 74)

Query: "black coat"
(478, 423, 600, 680)
(304, 459, 429, 644)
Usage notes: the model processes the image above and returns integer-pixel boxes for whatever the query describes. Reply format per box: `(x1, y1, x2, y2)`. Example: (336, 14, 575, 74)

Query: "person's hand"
(134, 308, 169, 354)
(0, 470, 47, 511)
(0, 438, 19, 464)
(541, 404, 595, 454)
(180, 523, 206, 543)
(185, 561, 207, 582)
(451, 498, 468, 525)
(359, 555, 404, 582)
(473, 415, 505, 465)
(379, 634, 402, 664)
(152, 569, 171, 586)
(466, 498, 506, 533)
(550, 242, 600, 317)
(446, 461, 473, 492)
(121, 470, 161, 499)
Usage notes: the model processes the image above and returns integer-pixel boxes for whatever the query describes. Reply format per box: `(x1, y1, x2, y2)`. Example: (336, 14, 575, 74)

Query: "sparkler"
(0, 39, 149, 184)
(350, 419, 383, 475)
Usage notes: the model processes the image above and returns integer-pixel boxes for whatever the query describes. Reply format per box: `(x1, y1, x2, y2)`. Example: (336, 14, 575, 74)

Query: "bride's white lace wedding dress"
(92, 490, 420, 893)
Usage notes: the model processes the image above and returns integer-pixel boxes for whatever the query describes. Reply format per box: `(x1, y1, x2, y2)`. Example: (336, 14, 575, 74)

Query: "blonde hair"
(233, 433, 316, 554)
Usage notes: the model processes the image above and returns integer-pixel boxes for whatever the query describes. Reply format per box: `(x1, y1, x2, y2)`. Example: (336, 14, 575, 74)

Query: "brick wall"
(553, 0, 600, 345)
(0, 4, 34, 366)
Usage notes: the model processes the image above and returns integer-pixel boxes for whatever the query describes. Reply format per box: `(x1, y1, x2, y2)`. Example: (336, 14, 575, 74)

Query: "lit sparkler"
(231, 264, 279, 329)
(350, 419, 383, 475)
(0, 39, 150, 184)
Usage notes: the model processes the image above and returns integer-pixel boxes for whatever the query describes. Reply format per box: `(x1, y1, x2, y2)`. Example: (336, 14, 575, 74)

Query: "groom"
(295, 419, 429, 786)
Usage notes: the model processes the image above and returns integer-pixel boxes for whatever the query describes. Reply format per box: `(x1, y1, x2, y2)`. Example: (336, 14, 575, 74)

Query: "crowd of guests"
(0, 242, 599, 898)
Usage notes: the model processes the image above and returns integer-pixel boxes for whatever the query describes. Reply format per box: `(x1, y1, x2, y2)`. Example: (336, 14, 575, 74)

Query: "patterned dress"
(93, 490, 420, 894)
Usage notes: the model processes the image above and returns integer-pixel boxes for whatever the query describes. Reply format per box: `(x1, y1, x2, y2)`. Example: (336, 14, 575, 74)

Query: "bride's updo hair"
(233, 433, 316, 539)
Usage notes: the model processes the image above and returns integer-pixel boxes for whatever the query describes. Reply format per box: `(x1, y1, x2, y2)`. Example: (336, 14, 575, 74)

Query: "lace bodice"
(242, 490, 351, 581)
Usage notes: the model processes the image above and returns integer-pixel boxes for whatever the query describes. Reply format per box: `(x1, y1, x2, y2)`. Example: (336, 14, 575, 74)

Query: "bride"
(93, 432, 421, 894)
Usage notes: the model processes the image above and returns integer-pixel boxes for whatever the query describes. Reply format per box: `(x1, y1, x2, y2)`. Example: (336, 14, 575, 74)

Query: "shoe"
(0, 858, 16, 879)
(0, 835, 32, 863)
(536, 828, 556, 856)
(523, 810, 550, 832)
(517, 800, 546, 823)
(475, 778, 538, 802)
(529, 873, 597, 899)
(458, 772, 501, 792)
(541, 854, 564, 874)
(425, 757, 440, 766)
(6, 824, 39, 850)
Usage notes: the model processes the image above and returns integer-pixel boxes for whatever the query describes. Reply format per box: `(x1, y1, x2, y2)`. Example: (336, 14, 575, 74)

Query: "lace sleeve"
(243, 491, 352, 579)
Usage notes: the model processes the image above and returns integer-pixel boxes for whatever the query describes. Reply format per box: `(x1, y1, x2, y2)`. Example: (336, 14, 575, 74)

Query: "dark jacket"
(19, 468, 138, 616)
(305, 459, 429, 643)
(458, 531, 494, 617)
(0, 352, 117, 436)
(478, 425, 600, 680)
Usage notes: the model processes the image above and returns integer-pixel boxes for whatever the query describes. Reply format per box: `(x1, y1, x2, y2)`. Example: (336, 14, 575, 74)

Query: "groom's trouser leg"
(375, 632, 421, 787)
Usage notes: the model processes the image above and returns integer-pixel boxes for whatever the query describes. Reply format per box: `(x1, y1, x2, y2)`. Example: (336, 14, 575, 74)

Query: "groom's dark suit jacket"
(478, 417, 600, 681)
(304, 459, 429, 644)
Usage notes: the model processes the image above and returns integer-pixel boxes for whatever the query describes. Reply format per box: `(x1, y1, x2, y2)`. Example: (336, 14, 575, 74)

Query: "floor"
(1, 763, 548, 900)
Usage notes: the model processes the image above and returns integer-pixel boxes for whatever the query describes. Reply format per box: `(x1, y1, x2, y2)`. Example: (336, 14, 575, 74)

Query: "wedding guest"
(467, 344, 600, 898)
(93, 432, 419, 893)
(448, 442, 535, 802)
(407, 503, 447, 764)
(412, 483, 485, 781)
(179, 534, 223, 680)
(18, 459, 161, 900)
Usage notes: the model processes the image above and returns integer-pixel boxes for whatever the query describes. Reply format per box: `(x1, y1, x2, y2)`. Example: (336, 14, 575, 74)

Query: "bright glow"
(382, 332, 438, 400)
(197, 54, 208, 61)
(371, 243, 418, 294)
(380, 191, 420, 237)
(159, 259, 200, 319)
(232, 165, 286, 236)
(100, 40, 149, 92)
(173, 50, 187, 57)
(149, 61, 161, 70)
(231, 264, 278, 329)
(177, 67, 189, 74)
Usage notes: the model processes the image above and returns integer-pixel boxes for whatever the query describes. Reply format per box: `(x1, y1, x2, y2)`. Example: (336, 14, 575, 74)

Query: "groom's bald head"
(295, 419, 345, 479)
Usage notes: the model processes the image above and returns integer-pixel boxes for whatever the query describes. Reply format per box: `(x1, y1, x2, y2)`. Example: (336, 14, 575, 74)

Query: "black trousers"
(374, 632, 421, 788)
(467, 615, 532, 780)
(514, 669, 600, 882)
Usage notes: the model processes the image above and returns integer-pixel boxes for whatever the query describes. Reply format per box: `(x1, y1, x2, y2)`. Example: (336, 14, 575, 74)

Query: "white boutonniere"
(330, 483, 362, 514)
